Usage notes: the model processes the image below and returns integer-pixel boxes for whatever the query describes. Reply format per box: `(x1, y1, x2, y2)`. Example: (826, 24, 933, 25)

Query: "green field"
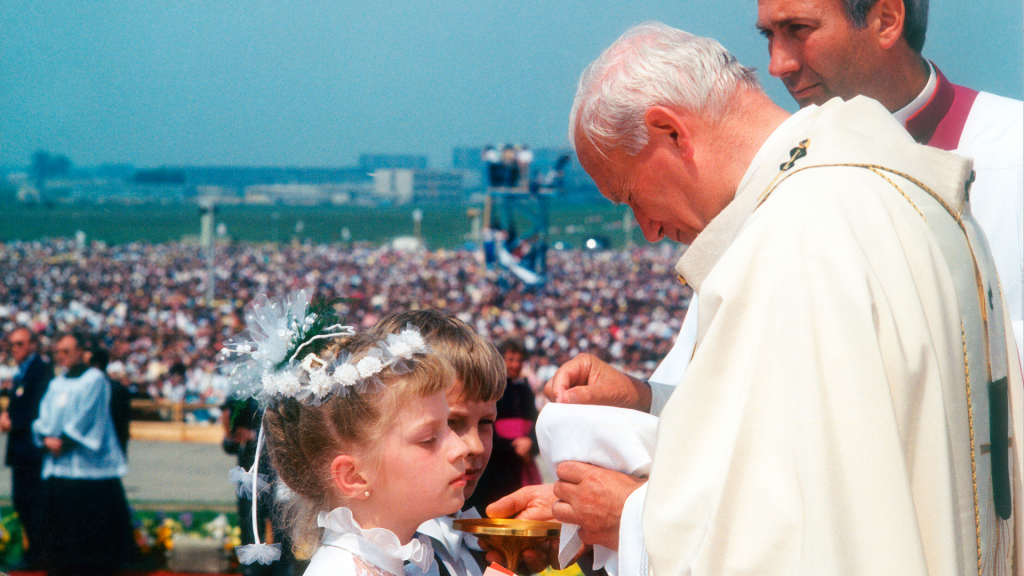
(0, 200, 639, 249)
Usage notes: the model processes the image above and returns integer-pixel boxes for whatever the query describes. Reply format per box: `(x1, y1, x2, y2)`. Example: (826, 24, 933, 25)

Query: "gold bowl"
(453, 518, 560, 572)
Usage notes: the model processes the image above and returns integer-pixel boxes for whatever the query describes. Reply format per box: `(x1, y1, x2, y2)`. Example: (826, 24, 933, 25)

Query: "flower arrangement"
(0, 510, 22, 569)
(132, 510, 241, 569)
(0, 507, 241, 570)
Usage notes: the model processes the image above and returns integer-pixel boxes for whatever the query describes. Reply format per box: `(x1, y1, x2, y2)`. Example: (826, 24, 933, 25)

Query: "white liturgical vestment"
(643, 97, 1021, 576)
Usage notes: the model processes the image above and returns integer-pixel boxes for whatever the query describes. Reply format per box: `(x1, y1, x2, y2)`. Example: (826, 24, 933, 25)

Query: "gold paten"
(452, 518, 560, 573)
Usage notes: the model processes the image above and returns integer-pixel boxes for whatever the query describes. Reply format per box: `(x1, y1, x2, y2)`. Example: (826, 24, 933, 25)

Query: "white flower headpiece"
(217, 288, 431, 565)
(219, 289, 429, 406)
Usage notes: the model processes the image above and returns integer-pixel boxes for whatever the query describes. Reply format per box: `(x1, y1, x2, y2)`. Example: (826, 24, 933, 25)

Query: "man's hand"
(551, 461, 645, 550)
(484, 484, 559, 571)
(0, 411, 11, 433)
(43, 436, 63, 456)
(544, 353, 653, 411)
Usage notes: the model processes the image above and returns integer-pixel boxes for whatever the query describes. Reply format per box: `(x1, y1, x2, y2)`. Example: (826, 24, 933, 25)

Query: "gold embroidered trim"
(865, 167, 925, 221)
(963, 322, 983, 576)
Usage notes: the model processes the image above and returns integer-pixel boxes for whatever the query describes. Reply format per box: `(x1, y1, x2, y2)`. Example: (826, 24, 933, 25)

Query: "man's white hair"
(569, 21, 762, 155)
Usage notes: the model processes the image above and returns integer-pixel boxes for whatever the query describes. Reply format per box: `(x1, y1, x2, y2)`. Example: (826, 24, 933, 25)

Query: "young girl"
(219, 290, 471, 576)
(371, 309, 506, 576)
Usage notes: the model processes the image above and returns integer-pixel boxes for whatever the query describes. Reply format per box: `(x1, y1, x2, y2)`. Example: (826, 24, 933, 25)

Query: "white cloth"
(535, 403, 658, 575)
(617, 483, 649, 576)
(643, 96, 1019, 576)
(891, 60, 939, 126)
(410, 508, 485, 576)
(304, 507, 434, 576)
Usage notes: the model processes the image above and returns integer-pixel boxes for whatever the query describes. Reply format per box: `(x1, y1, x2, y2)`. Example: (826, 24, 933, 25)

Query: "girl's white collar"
(318, 507, 434, 573)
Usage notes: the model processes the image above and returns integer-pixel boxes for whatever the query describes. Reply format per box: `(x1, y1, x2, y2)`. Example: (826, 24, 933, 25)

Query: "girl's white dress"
(304, 507, 435, 576)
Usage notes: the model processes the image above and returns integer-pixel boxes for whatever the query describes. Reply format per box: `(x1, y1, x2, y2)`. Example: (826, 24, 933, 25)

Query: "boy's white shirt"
(409, 508, 485, 576)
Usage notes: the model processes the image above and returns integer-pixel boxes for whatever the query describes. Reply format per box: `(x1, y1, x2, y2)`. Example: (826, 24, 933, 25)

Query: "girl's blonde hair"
(262, 332, 454, 554)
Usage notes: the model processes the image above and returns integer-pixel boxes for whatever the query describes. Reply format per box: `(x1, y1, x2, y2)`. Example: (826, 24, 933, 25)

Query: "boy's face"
(446, 385, 498, 500)
(503, 350, 525, 380)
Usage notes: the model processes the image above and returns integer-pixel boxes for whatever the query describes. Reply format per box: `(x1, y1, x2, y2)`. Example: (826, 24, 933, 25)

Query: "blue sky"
(1, 0, 1020, 169)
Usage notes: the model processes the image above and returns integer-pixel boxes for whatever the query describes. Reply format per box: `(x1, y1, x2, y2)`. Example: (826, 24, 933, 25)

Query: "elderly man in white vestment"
(489, 21, 1021, 576)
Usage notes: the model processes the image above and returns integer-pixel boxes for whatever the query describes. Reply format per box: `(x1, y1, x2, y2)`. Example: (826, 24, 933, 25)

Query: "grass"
(0, 200, 639, 249)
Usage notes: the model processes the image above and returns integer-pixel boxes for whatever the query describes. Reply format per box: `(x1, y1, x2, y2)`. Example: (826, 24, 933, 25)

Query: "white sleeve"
(617, 483, 650, 576)
(648, 295, 699, 388)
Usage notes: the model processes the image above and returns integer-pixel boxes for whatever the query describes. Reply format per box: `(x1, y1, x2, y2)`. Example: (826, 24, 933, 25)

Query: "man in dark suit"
(1, 326, 53, 569)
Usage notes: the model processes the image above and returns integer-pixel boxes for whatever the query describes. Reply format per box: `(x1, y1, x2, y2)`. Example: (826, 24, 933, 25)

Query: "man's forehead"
(575, 140, 630, 203)
(757, 0, 841, 25)
(57, 336, 79, 349)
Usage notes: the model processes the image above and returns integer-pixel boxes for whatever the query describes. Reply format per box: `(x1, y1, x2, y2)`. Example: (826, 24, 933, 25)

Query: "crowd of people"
(0, 238, 691, 422)
(0, 237, 690, 574)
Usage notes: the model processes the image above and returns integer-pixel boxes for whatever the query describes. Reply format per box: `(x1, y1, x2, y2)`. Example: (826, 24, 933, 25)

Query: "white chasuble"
(643, 97, 1020, 576)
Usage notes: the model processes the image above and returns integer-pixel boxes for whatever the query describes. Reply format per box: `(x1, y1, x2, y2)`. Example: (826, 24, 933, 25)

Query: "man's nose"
(767, 37, 800, 79)
(637, 215, 665, 243)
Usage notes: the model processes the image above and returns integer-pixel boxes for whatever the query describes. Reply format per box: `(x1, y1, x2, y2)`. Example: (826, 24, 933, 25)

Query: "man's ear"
(644, 106, 694, 159)
(330, 454, 370, 499)
(871, 0, 906, 50)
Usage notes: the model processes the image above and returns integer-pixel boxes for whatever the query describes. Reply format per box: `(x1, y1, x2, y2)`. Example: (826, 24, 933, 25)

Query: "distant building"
(184, 166, 373, 204)
(371, 168, 464, 205)
(245, 184, 325, 205)
(1, 146, 599, 206)
(372, 169, 415, 205)
(413, 170, 463, 202)
(358, 154, 428, 173)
